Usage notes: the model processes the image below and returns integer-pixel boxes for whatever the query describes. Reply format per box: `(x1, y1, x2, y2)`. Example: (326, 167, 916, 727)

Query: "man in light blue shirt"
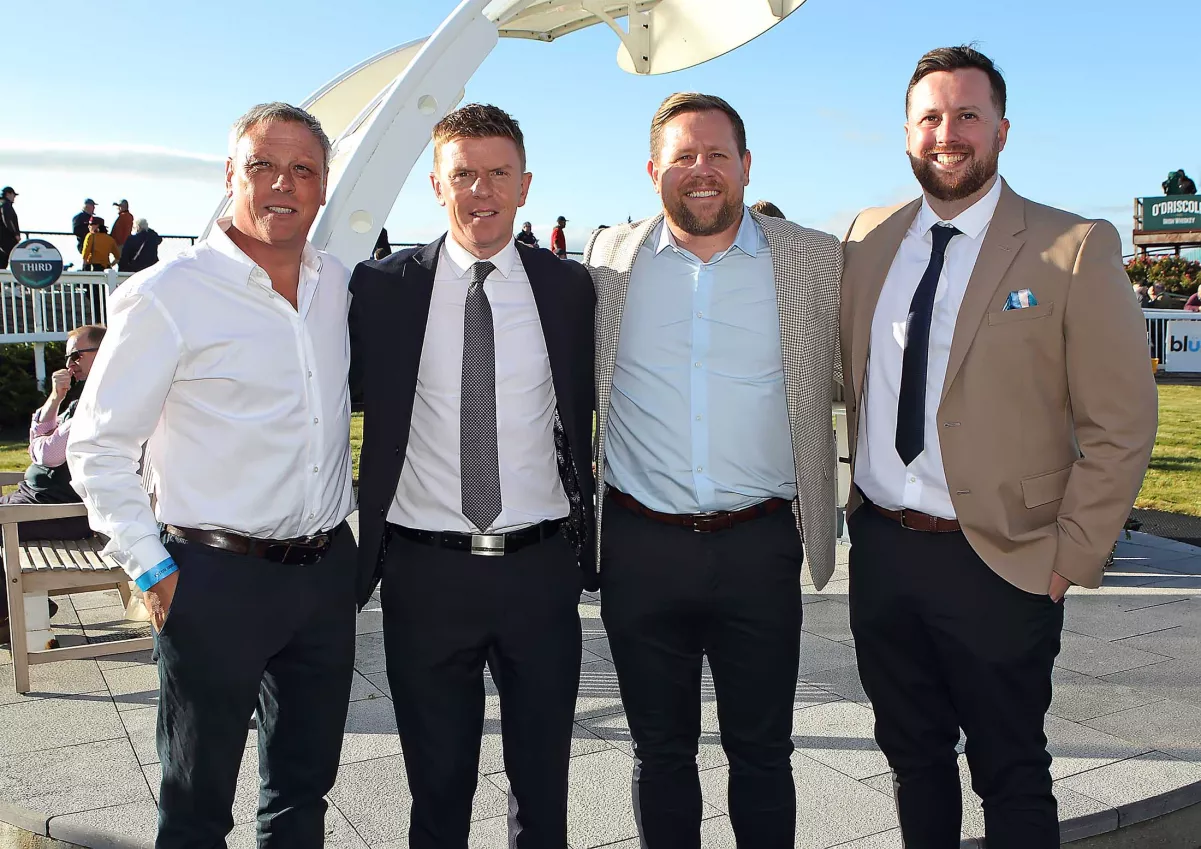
(606, 206, 796, 514)
(585, 93, 843, 849)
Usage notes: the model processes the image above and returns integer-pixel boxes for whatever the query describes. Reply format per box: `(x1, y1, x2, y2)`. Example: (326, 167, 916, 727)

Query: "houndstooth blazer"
(584, 210, 844, 590)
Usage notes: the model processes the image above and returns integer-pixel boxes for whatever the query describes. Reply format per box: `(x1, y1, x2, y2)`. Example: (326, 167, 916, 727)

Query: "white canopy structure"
(204, 0, 809, 265)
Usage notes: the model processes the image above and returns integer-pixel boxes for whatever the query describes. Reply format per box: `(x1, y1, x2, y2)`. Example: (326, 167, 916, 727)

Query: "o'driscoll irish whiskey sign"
(1142, 195, 1201, 232)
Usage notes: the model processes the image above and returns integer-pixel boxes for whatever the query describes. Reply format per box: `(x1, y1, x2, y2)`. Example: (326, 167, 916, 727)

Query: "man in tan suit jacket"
(840, 47, 1156, 849)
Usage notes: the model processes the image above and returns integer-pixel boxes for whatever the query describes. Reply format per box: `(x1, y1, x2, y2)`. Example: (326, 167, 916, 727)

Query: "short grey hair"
(135, 218, 149, 232)
(228, 102, 332, 169)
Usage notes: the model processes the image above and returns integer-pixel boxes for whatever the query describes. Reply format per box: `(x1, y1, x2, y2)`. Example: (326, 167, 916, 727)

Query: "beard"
(909, 138, 1000, 203)
(663, 182, 743, 237)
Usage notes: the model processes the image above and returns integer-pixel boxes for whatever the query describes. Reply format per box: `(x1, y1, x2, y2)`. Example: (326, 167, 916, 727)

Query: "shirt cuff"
(134, 557, 178, 592)
(119, 535, 174, 584)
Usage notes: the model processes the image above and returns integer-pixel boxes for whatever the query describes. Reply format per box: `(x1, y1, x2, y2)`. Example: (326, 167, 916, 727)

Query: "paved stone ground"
(3, 525, 1201, 848)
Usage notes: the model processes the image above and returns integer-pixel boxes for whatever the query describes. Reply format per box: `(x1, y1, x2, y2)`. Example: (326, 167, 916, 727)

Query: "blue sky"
(3, 0, 1198, 259)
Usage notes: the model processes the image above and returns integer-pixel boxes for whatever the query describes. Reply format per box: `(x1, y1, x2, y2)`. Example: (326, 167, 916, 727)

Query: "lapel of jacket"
(852, 200, 920, 404)
(939, 179, 1026, 403)
(595, 215, 662, 427)
(519, 245, 575, 436)
(757, 213, 808, 429)
(392, 237, 442, 426)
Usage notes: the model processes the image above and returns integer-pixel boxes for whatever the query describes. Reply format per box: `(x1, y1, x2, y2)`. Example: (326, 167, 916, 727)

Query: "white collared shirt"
(855, 177, 1003, 518)
(67, 218, 356, 583)
(388, 234, 569, 533)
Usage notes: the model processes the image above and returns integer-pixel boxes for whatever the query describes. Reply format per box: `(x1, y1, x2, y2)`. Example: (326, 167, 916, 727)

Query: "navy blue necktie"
(895, 224, 961, 467)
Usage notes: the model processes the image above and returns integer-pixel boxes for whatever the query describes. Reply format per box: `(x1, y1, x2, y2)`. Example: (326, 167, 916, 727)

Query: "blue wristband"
(135, 557, 178, 592)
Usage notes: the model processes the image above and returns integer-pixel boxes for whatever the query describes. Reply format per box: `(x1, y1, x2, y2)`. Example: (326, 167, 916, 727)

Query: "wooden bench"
(2, 472, 153, 694)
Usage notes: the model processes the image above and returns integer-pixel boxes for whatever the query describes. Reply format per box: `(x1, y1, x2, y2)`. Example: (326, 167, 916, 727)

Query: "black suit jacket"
(349, 236, 597, 606)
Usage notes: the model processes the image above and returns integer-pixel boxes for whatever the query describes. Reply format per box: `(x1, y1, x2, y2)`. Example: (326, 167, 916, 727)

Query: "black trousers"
(848, 505, 1064, 849)
(381, 526, 582, 849)
(155, 524, 357, 849)
(599, 496, 804, 849)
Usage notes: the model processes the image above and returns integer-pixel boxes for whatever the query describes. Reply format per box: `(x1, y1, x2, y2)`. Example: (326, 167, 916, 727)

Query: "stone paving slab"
(5, 531, 1201, 848)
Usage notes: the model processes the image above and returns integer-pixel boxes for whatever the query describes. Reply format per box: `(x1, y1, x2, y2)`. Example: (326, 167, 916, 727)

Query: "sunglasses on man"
(67, 347, 100, 364)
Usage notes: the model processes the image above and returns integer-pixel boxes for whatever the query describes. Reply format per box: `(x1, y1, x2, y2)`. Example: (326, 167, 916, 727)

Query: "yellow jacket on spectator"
(82, 232, 120, 269)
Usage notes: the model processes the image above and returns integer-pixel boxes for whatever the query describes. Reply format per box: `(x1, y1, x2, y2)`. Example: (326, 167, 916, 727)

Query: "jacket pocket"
(987, 302, 1055, 325)
(1021, 464, 1073, 508)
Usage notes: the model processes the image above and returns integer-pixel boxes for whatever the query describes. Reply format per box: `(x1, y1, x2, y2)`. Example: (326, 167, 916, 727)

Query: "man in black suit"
(348, 103, 595, 849)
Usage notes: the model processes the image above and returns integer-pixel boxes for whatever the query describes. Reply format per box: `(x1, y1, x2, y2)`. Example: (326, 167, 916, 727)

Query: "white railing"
(0, 270, 131, 389)
(1144, 309, 1201, 371)
(0, 270, 126, 342)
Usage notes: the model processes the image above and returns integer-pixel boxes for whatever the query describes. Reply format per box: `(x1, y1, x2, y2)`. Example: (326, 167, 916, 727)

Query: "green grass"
(3, 398, 1199, 516)
(1136, 385, 1201, 516)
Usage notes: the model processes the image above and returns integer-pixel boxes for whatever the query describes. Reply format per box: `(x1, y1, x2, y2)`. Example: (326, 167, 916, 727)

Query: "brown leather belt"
(164, 523, 344, 566)
(607, 487, 789, 533)
(869, 503, 961, 533)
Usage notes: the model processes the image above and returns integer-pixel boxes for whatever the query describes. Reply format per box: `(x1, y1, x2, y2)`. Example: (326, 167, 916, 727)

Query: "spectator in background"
(1134, 284, 1151, 308)
(373, 227, 391, 260)
(73, 199, 97, 253)
(0, 186, 20, 270)
(118, 218, 162, 273)
(749, 199, 786, 219)
(516, 220, 539, 248)
(0, 324, 104, 646)
(1148, 282, 1172, 308)
(111, 200, 135, 248)
(1185, 286, 1201, 312)
(82, 217, 120, 271)
(550, 214, 568, 257)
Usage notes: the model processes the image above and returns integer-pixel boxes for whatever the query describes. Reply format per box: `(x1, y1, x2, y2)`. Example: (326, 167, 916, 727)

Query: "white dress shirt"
(67, 218, 356, 584)
(855, 177, 1003, 518)
(388, 235, 569, 533)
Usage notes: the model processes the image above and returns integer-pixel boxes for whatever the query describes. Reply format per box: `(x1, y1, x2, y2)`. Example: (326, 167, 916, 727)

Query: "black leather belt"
(387, 519, 563, 557)
(164, 523, 344, 566)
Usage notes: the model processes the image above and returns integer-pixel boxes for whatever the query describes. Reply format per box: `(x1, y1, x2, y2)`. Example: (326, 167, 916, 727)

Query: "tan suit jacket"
(840, 180, 1157, 594)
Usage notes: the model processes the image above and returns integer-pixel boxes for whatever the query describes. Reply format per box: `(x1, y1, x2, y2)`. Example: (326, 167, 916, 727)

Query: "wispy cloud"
(0, 141, 224, 183)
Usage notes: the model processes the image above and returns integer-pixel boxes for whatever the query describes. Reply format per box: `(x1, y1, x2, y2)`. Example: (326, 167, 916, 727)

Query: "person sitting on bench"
(0, 325, 104, 645)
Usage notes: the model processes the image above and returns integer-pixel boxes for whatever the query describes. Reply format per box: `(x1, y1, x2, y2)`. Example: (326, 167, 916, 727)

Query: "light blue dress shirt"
(605, 207, 797, 513)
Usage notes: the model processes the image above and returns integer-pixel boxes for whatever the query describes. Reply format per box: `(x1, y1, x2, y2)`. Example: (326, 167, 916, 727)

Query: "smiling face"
(431, 135, 531, 259)
(225, 119, 327, 252)
(906, 68, 1008, 208)
(650, 109, 750, 239)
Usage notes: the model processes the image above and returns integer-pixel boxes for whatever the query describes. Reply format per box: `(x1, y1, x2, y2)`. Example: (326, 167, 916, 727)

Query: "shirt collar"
(653, 206, 764, 258)
(209, 217, 323, 285)
(442, 232, 518, 280)
(915, 175, 1003, 241)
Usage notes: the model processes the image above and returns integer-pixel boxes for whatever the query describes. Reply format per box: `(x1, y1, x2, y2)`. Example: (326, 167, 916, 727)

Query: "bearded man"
(838, 46, 1156, 849)
(583, 92, 843, 849)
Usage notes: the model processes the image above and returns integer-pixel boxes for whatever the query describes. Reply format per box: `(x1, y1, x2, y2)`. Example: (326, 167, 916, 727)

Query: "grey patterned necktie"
(461, 260, 502, 531)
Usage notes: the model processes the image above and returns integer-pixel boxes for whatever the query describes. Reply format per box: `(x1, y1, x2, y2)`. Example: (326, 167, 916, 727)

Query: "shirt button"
(696, 312, 703, 318)
(909, 476, 916, 483)
(697, 466, 704, 472)
(313, 465, 319, 474)
(696, 415, 702, 421)
(313, 417, 319, 424)
(307, 370, 313, 378)
(694, 362, 702, 368)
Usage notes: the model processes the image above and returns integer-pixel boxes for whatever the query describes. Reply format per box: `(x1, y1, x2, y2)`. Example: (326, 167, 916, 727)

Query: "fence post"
(33, 342, 46, 392)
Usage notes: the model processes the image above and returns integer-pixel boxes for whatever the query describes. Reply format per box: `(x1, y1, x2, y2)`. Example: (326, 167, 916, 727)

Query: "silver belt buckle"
(470, 533, 506, 556)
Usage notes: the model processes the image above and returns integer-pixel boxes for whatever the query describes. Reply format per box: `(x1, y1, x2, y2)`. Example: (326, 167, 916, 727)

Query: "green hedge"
(0, 343, 67, 428)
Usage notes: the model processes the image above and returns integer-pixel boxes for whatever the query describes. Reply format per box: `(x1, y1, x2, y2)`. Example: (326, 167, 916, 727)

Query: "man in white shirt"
(67, 103, 358, 849)
(839, 47, 1156, 848)
(348, 104, 595, 849)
